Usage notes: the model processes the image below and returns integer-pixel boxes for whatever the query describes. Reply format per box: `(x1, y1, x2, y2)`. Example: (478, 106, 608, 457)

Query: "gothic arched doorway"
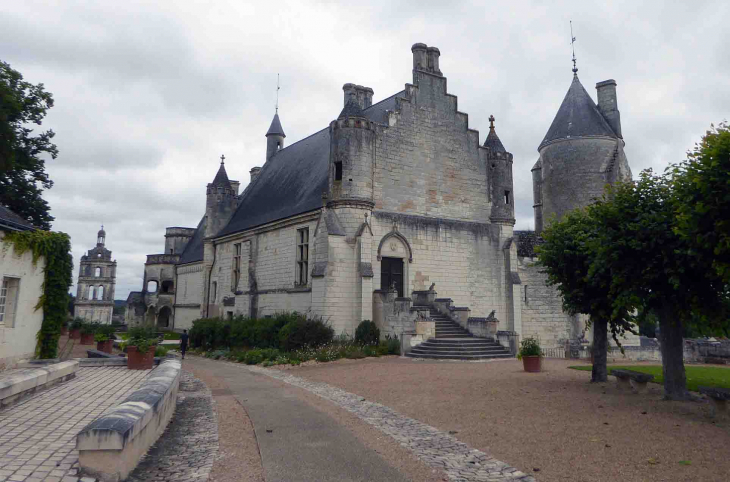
(157, 306, 172, 329)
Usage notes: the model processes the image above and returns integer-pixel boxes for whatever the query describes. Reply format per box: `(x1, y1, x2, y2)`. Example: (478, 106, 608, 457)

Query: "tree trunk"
(591, 317, 608, 383)
(658, 307, 691, 400)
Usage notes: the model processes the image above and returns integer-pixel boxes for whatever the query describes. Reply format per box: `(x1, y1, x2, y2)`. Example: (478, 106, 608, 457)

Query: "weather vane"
(570, 21, 578, 74)
(275, 73, 280, 114)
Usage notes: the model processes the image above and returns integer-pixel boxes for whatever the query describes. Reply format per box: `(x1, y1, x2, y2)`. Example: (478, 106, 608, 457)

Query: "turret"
(265, 113, 286, 162)
(485, 116, 515, 225)
(328, 89, 376, 206)
(97, 225, 106, 247)
(205, 157, 238, 238)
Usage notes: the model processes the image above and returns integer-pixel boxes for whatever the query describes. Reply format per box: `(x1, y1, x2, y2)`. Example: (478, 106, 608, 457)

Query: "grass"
(569, 365, 730, 391)
(163, 332, 182, 340)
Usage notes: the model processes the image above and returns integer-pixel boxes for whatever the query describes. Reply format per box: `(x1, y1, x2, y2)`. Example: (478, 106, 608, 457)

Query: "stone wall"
(0, 233, 45, 369)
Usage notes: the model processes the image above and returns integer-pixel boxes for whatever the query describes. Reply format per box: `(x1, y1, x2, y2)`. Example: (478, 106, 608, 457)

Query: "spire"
(266, 113, 286, 138)
(570, 21, 578, 76)
(338, 98, 363, 119)
(484, 115, 506, 153)
(211, 155, 230, 186)
(97, 224, 106, 246)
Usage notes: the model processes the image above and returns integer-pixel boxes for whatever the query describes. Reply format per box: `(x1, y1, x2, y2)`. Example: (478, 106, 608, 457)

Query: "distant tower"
(265, 114, 286, 162)
(75, 226, 117, 324)
(484, 115, 515, 226)
(204, 155, 239, 238)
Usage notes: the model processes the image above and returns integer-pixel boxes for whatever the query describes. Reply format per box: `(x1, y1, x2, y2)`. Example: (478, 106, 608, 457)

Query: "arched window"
(97, 286, 104, 300)
(88, 286, 94, 300)
(147, 280, 158, 293)
(95, 267, 101, 277)
(161, 280, 174, 294)
(211, 281, 217, 303)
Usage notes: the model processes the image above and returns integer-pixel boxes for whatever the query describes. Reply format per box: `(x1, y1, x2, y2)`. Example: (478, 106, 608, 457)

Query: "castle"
(74, 226, 117, 324)
(126, 43, 637, 351)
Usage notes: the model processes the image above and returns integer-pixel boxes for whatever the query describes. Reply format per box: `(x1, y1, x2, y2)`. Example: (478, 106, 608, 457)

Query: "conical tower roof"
(338, 98, 364, 119)
(483, 115, 506, 153)
(211, 160, 230, 187)
(266, 113, 286, 137)
(539, 75, 617, 149)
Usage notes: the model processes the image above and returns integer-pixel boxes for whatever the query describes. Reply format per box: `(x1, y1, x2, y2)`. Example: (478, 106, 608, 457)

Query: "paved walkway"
(0, 367, 151, 482)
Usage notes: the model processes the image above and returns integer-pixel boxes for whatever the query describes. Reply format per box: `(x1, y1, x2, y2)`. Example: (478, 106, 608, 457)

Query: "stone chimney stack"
(342, 84, 374, 109)
(596, 79, 622, 138)
(412, 43, 442, 76)
(250, 166, 261, 184)
(229, 180, 240, 195)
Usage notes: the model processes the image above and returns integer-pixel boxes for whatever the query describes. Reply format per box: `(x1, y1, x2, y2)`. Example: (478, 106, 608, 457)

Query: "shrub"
(355, 320, 380, 345)
(517, 337, 542, 360)
(344, 347, 366, 359)
(155, 346, 169, 357)
(279, 316, 334, 352)
(80, 321, 98, 335)
(384, 334, 400, 355)
(70, 318, 85, 330)
(243, 349, 265, 365)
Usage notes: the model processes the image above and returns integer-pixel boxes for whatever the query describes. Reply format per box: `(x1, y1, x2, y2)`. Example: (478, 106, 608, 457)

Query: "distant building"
(74, 226, 116, 324)
(0, 206, 44, 368)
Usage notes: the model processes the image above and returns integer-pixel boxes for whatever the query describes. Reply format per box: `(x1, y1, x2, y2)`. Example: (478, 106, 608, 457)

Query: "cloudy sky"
(2, 0, 728, 300)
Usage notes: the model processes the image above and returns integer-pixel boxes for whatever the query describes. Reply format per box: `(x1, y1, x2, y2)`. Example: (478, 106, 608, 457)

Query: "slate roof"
(178, 215, 207, 264)
(338, 98, 364, 118)
(484, 127, 506, 153)
(0, 205, 35, 231)
(216, 91, 405, 238)
(539, 75, 617, 149)
(211, 162, 231, 187)
(266, 113, 286, 137)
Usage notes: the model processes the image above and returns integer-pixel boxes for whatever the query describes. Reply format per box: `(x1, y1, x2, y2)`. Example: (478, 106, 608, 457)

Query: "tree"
(538, 209, 635, 383)
(0, 61, 57, 229)
(589, 171, 726, 400)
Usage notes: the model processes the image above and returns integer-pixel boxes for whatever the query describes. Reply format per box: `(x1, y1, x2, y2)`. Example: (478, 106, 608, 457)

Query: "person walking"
(180, 329, 189, 360)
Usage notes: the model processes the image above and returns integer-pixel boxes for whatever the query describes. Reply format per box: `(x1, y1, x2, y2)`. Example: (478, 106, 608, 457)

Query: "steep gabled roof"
(266, 113, 286, 137)
(216, 92, 404, 238)
(539, 75, 617, 149)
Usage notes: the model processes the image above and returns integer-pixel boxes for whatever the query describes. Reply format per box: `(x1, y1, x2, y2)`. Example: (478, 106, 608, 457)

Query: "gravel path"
(282, 357, 730, 482)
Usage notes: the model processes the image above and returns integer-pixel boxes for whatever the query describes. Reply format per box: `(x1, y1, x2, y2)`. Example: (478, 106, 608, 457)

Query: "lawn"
(163, 331, 182, 340)
(569, 364, 730, 391)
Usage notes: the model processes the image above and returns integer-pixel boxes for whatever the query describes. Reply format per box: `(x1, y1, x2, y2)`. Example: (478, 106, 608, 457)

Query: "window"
(296, 228, 309, 285)
(504, 190, 511, 205)
(147, 280, 158, 293)
(334, 161, 343, 181)
(524, 285, 528, 303)
(170, 248, 174, 254)
(88, 285, 94, 300)
(95, 267, 101, 277)
(0, 277, 20, 327)
(227, 311, 234, 320)
(97, 286, 104, 300)
(211, 281, 217, 303)
(232, 243, 241, 291)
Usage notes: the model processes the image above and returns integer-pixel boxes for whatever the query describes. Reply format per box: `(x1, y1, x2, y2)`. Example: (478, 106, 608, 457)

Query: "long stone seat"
(76, 357, 181, 481)
(699, 386, 730, 418)
(0, 360, 78, 409)
(611, 369, 654, 393)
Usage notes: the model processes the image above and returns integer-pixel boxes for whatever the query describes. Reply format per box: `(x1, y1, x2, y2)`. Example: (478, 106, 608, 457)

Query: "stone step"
(406, 352, 512, 360)
(427, 337, 498, 344)
(435, 334, 473, 338)
(410, 347, 508, 354)
(419, 340, 503, 348)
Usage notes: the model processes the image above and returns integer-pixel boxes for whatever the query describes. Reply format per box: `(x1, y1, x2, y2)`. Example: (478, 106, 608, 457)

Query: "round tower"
(484, 116, 515, 226)
(265, 113, 286, 162)
(328, 90, 376, 207)
(205, 156, 238, 238)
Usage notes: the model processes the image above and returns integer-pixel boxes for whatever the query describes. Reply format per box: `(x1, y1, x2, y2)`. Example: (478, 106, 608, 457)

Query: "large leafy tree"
(0, 61, 57, 229)
(539, 209, 635, 383)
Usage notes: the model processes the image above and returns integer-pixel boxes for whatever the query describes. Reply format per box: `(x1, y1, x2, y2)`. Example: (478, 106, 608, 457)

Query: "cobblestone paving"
(128, 371, 218, 482)
(247, 364, 537, 482)
(0, 367, 151, 482)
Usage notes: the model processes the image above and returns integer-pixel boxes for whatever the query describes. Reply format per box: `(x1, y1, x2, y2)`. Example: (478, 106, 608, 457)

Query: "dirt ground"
(283, 356, 730, 482)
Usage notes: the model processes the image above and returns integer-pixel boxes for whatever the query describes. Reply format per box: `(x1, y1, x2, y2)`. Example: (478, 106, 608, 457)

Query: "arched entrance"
(157, 306, 172, 329)
(145, 306, 156, 326)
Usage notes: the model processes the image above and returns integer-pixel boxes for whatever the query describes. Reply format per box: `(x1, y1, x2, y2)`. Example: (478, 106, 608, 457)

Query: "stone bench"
(76, 357, 181, 481)
(699, 386, 730, 418)
(0, 361, 79, 409)
(611, 369, 654, 393)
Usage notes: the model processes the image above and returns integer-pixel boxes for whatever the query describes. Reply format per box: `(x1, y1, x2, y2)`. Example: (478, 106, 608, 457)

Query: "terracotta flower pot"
(522, 356, 542, 373)
(70, 329, 81, 340)
(97, 340, 113, 354)
(60, 326, 68, 336)
(80, 333, 95, 345)
(127, 346, 156, 370)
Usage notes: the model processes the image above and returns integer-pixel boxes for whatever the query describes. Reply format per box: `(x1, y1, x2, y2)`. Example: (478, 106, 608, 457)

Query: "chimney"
(250, 167, 261, 184)
(343, 83, 358, 108)
(342, 84, 374, 109)
(596, 79, 622, 138)
(229, 180, 240, 195)
(411, 43, 428, 71)
(427, 47, 441, 75)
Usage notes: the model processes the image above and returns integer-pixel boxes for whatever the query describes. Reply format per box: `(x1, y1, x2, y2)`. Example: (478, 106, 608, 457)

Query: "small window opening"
(524, 285, 528, 303)
(504, 190, 511, 205)
(147, 280, 158, 293)
(227, 311, 234, 320)
(170, 248, 174, 254)
(334, 161, 342, 181)
(296, 228, 309, 285)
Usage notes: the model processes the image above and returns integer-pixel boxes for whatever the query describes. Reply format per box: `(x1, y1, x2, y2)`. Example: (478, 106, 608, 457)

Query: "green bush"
(355, 320, 380, 345)
(155, 346, 169, 357)
(278, 316, 334, 352)
(243, 349, 265, 365)
(70, 318, 85, 330)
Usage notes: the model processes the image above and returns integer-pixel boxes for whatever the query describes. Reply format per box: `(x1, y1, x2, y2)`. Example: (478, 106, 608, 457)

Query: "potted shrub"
(517, 337, 542, 373)
(70, 318, 84, 340)
(126, 326, 157, 370)
(80, 322, 97, 345)
(94, 325, 115, 353)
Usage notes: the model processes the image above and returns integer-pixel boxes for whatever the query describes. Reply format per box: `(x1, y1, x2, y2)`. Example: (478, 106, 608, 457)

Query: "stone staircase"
(406, 310, 512, 360)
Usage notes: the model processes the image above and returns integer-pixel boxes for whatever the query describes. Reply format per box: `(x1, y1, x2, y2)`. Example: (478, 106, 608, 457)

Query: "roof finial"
(489, 115, 495, 130)
(570, 21, 578, 75)
(220, 154, 225, 165)
(275, 73, 280, 114)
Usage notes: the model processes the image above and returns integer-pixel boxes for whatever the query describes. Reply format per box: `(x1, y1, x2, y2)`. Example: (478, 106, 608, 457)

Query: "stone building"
(127, 43, 638, 352)
(515, 69, 637, 349)
(0, 206, 45, 368)
(74, 226, 116, 324)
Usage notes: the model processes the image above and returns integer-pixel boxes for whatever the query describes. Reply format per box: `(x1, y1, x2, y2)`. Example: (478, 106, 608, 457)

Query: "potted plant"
(70, 318, 84, 340)
(94, 325, 115, 353)
(126, 326, 157, 370)
(517, 337, 542, 373)
(80, 322, 98, 345)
